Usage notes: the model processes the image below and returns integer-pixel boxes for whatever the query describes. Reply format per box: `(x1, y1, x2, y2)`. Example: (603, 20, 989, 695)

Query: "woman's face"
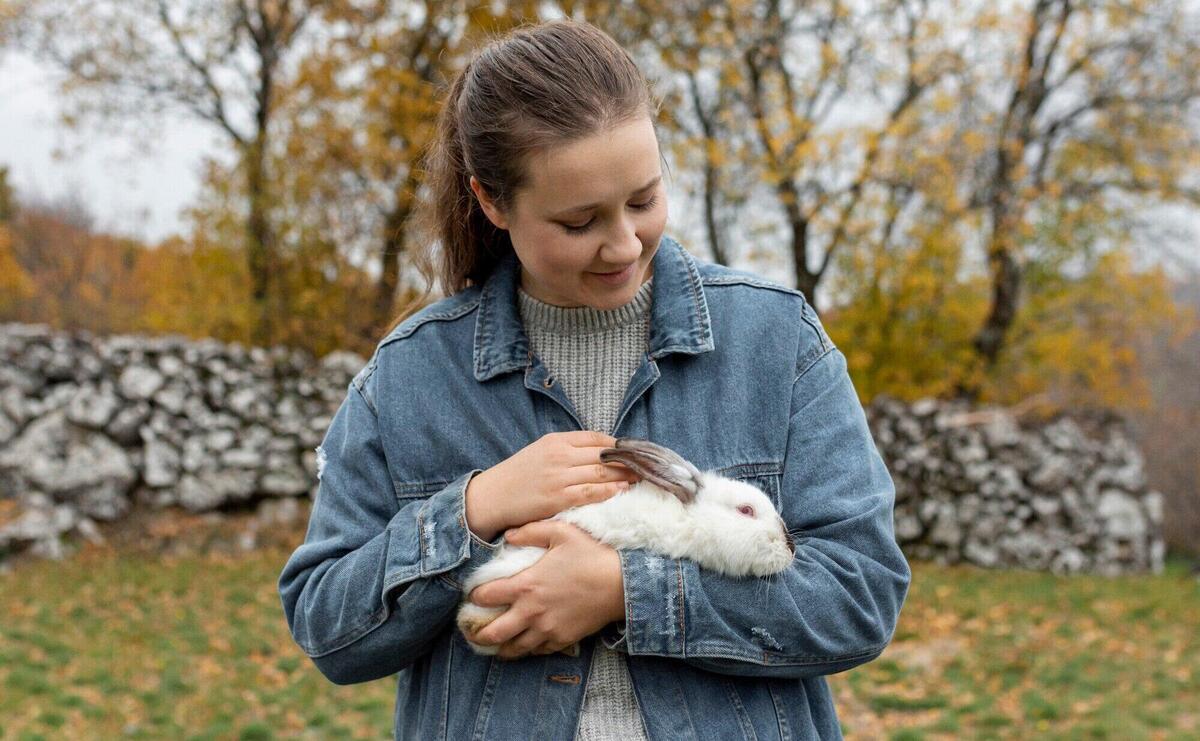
(470, 115, 668, 309)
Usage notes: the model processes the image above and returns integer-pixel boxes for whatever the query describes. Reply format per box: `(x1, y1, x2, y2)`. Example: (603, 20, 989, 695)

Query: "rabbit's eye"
(736, 504, 755, 517)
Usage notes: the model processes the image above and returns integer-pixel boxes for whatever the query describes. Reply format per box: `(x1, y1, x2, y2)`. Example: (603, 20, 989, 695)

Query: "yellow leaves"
(0, 225, 34, 312)
(930, 90, 957, 115)
(979, 246, 1175, 414)
(819, 41, 838, 72)
(826, 215, 991, 402)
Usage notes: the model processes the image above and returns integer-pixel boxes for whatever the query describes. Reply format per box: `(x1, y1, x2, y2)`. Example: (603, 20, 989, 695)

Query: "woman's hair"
(385, 18, 666, 336)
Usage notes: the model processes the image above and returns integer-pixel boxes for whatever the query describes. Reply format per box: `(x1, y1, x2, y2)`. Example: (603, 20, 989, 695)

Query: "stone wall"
(868, 397, 1164, 575)
(0, 323, 1165, 574)
(0, 323, 361, 559)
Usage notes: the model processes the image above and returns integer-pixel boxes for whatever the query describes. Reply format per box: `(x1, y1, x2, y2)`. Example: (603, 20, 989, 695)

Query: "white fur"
(456, 471, 794, 654)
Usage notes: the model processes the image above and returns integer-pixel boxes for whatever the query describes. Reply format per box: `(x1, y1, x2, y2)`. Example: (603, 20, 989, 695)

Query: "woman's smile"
(589, 263, 637, 285)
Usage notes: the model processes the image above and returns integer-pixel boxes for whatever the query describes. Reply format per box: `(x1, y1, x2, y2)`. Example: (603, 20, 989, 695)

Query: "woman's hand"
(465, 520, 626, 660)
(465, 431, 641, 541)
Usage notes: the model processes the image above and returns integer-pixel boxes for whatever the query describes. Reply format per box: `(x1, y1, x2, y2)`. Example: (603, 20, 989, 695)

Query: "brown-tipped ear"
(599, 438, 703, 504)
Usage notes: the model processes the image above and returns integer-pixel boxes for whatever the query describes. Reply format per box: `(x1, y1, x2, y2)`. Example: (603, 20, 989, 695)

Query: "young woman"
(279, 19, 910, 740)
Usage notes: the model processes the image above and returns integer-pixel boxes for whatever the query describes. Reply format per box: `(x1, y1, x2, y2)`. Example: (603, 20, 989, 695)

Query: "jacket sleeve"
(599, 317, 911, 679)
(277, 371, 502, 685)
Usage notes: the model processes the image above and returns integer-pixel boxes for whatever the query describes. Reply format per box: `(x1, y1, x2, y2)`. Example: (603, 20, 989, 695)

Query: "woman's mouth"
(589, 263, 636, 285)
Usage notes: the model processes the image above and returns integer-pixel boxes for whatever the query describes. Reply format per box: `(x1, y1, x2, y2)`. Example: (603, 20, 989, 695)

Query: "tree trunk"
(246, 135, 274, 348)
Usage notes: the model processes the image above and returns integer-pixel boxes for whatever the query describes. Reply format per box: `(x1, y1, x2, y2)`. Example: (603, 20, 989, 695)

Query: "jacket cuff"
(383, 469, 503, 596)
(609, 548, 685, 655)
(599, 621, 628, 651)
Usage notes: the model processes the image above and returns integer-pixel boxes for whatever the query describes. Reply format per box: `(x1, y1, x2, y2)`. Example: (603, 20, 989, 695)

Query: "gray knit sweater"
(516, 277, 654, 741)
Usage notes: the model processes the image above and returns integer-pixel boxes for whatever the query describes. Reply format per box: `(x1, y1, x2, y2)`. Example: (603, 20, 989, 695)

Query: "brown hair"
(385, 19, 666, 335)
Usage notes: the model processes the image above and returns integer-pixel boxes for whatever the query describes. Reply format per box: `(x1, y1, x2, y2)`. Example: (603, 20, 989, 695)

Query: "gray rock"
(963, 538, 999, 568)
(107, 402, 151, 445)
(157, 354, 185, 376)
(1029, 453, 1074, 491)
(0, 413, 14, 448)
(66, 382, 121, 429)
(1030, 495, 1061, 519)
(153, 383, 188, 415)
(119, 365, 165, 400)
(178, 469, 258, 511)
(260, 464, 311, 497)
(0, 386, 30, 425)
(144, 437, 181, 488)
(894, 513, 923, 542)
(222, 448, 261, 468)
(1097, 489, 1147, 541)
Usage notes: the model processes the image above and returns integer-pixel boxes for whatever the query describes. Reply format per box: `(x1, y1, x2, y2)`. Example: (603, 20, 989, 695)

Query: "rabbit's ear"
(600, 438, 704, 504)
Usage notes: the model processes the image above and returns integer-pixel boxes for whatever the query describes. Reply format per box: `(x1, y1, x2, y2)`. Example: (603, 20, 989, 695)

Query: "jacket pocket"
(716, 461, 783, 509)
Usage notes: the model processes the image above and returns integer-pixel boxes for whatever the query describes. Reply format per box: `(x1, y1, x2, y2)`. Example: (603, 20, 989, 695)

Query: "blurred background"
(0, 0, 1197, 738)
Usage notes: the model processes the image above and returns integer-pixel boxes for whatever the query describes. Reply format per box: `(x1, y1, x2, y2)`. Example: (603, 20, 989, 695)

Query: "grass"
(831, 555, 1200, 740)
(0, 540, 1196, 740)
(0, 544, 391, 740)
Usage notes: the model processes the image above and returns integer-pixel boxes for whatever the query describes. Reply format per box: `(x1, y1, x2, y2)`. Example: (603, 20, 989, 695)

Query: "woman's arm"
(277, 374, 502, 685)
(601, 342, 912, 679)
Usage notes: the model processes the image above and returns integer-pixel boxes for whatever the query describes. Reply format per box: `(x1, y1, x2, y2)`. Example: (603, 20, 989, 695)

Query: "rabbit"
(456, 437, 796, 656)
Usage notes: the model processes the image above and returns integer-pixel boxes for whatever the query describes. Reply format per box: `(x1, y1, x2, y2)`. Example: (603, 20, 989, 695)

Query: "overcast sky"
(0, 49, 224, 244)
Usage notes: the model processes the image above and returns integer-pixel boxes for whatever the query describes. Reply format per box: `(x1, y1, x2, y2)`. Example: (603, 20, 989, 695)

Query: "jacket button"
(543, 376, 554, 388)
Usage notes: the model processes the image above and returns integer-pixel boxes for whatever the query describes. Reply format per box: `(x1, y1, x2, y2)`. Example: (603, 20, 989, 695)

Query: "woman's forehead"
(522, 118, 661, 211)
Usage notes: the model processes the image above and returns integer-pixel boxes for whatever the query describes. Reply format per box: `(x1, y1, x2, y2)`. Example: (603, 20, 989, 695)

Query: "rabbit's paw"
(457, 601, 506, 655)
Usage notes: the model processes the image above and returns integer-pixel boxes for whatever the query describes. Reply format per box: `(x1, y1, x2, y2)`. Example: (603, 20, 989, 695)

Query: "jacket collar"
(473, 234, 714, 381)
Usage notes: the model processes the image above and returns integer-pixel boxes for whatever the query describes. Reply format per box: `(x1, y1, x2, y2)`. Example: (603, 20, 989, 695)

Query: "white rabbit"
(456, 438, 796, 656)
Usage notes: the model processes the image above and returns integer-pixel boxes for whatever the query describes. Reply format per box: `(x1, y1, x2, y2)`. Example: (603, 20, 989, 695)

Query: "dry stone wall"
(867, 396, 1165, 576)
(0, 323, 361, 560)
(0, 323, 1166, 574)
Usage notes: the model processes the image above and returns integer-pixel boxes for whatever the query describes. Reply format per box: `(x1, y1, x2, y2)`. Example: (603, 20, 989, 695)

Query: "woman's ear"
(470, 176, 509, 230)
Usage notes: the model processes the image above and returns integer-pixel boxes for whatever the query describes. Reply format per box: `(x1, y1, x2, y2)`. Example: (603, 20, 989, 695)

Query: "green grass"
(1, 545, 1197, 739)
(0, 546, 396, 739)
(833, 555, 1200, 740)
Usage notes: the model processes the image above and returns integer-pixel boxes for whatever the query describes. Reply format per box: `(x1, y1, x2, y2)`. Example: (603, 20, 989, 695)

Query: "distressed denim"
(278, 235, 911, 740)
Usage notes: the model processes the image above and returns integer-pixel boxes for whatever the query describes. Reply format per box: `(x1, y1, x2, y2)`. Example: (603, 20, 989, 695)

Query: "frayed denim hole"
(315, 445, 327, 480)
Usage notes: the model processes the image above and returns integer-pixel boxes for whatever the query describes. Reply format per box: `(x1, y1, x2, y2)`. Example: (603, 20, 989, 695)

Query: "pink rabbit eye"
(736, 504, 755, 517)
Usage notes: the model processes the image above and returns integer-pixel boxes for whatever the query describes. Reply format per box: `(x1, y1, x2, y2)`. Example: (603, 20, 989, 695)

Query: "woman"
(278, 19, 910, 740)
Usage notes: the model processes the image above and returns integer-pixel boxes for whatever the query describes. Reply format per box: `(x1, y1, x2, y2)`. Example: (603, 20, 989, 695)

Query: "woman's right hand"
(464, 431, 641, 542)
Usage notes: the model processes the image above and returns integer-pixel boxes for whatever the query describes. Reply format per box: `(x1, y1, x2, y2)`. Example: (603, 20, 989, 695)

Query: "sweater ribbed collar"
(517, 278, 654, 335)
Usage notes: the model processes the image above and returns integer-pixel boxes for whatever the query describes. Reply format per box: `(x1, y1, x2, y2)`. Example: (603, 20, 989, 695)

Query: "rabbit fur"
(456, 438, 795, 656)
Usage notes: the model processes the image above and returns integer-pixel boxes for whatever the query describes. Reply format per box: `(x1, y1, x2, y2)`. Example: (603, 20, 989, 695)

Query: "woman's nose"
(602, 216, 643, 262)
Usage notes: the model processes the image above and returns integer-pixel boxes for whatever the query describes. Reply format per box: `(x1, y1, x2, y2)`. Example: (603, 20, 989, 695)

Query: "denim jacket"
(278, 234, 911, 740)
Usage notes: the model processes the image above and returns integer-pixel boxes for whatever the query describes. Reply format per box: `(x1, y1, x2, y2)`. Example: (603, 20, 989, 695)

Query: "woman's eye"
(559, 196, 660, 236)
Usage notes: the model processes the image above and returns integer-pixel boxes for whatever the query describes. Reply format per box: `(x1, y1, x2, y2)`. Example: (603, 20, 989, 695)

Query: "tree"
(0, 166, 35, 315)
(14, 0, 329, 345)
(272, 1, 540, 343)
(589, 0, 966, 306)
(960, 0, 1200, 374)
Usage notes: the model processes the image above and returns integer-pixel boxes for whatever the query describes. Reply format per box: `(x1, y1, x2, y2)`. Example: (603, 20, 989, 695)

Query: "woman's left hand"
(466, 521, 625, 660)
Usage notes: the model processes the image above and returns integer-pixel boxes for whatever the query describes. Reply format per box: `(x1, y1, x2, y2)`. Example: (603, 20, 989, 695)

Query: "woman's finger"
(473, 607, 528, 647)
(562, 456, 639, 483)
(559, 479, 634, 508)
(469, 575, 519, 608)
(530, 640, 560, 656)
(496, 628, 542, 660)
